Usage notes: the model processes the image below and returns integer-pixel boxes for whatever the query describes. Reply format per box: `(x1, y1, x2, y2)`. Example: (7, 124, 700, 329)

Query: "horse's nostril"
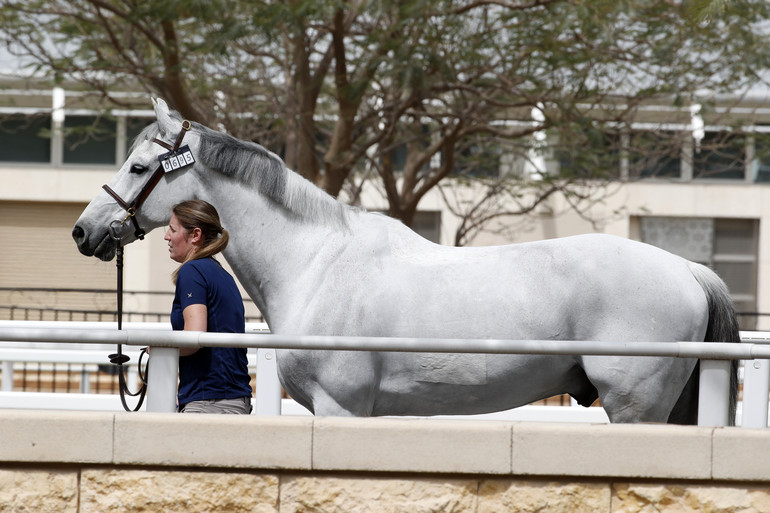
(72, 225, 84, 240)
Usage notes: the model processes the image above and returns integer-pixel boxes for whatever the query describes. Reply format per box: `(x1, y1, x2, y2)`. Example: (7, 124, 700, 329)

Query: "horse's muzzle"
(71, 225, 93, 257)
(72, 225, 117, 261)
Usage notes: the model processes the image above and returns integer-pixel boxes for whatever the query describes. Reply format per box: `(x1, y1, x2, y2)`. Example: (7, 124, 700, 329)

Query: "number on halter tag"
(158, 144, 196, 173)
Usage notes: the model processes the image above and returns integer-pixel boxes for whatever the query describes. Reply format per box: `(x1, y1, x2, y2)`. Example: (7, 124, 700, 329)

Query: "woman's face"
(164, 213, 198, 263)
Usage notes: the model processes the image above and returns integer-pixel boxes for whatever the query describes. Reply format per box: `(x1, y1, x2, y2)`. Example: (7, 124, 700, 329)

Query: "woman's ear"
(189, 227, 203, 245)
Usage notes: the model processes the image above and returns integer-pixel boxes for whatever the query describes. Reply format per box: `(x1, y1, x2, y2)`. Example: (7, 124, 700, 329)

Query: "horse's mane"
(133, 114, 352, 228)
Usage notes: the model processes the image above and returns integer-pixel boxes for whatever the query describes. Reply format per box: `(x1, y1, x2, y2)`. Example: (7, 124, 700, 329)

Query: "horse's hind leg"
(581, 355, 697, 423)
(666, 362, 699, 424)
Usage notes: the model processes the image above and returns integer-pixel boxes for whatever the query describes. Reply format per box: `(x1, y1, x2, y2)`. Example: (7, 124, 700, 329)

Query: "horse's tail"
(686, 261, 741, 425)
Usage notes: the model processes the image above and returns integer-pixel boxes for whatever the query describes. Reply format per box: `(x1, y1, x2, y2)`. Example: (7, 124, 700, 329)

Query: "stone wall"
(1, 410, 769, 512)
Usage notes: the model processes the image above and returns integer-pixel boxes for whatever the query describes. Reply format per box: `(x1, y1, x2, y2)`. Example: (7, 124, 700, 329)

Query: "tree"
(2, 0, 770, 241)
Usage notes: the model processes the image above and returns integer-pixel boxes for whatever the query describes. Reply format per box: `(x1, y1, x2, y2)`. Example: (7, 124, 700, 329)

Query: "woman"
(165, 199, 253, 414)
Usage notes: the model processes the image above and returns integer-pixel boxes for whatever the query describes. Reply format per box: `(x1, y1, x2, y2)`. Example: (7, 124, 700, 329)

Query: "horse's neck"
(199, 172, 348, 327)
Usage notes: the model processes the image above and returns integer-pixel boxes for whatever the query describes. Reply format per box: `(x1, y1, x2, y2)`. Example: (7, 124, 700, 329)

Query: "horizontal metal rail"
(0, 326, 769, 359)
(0, 323, 768, 427)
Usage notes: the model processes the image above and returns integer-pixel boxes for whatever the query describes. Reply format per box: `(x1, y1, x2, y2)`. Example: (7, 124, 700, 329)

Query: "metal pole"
(80, 368, 90, 394)
(742, 359, 770, 428)
(698, 359, 732, 426)
(146, 347, 179, 413)
(3, 327, 770, 360)
(254, 348, 281, 415)
(1, 361, 13, 392)
(127, 364, 139, 396)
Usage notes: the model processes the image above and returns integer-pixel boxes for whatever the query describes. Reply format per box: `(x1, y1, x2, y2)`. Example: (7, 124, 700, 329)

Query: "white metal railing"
(0, 321, 768, 427)
(0, 321, 268, 413)
(1, 322, 599, 419)
(0, 347, 142, 393)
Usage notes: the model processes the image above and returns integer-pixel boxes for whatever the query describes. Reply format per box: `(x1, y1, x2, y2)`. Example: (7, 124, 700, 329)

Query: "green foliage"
(1, 0, 770, 238)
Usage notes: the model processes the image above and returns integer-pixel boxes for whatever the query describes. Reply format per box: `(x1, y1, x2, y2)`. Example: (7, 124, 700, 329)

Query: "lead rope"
(108, 241, 148, 411)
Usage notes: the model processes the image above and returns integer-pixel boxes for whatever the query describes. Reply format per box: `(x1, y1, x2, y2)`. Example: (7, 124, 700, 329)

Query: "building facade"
(1, 85, 768, 330)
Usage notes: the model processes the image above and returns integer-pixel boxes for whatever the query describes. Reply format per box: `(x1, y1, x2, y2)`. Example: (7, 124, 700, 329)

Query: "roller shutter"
(0, 201, 116, 319)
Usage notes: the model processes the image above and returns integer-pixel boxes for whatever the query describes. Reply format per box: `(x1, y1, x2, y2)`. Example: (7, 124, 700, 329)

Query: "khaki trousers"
(179, 396, 252, 414)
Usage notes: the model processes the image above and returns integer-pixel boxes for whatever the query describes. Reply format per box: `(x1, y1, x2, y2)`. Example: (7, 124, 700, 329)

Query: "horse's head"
(72, 98, 202, 261)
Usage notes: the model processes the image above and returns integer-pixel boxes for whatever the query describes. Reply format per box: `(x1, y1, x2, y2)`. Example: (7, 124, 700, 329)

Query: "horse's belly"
(372, 353, 581, 416)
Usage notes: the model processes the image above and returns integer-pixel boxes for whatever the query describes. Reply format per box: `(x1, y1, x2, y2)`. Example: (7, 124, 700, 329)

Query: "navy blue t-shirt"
(171, 257, 252, 408)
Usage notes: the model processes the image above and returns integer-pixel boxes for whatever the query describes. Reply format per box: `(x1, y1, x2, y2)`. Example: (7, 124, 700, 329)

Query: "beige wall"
(1, 410, 769, 513)
(3, 163, 770, 327)
(0, 165, 261, 319)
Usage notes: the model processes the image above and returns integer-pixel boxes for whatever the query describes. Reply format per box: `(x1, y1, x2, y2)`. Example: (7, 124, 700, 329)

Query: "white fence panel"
(0, 321, 768, 426)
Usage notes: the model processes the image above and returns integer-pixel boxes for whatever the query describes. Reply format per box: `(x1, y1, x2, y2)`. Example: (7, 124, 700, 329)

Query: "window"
(627, 130, 681, 179)
(556, 129, 621, 179)
(379, 127, 502, 178)
(126, 117, 151, 156)
(388, 143, 408, 172)
(639, 216, 758, 330)
(63, 115, 117, 165)
(412, 211, 441, 243)
(692, 132, 745, 180)
(554, 127, 752, 182)
(451, 136, 502, 178)
(752, 131, 770, 183)
(0, 111, 154, 166)
(0, 114, 51, 163)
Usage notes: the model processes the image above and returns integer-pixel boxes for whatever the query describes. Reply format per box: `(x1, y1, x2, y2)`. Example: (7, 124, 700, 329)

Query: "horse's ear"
(152, 98, 176, 136)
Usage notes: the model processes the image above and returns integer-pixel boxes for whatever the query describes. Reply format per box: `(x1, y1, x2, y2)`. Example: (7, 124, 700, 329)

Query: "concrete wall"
(2, 410, 770, 512)
(3, 164, 769, 327)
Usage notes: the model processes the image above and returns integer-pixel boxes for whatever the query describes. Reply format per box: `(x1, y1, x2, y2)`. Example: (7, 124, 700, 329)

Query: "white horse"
(73, 99, 739, 423)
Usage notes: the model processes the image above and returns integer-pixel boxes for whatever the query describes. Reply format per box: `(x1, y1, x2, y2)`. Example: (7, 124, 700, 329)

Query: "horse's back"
(378, 230, 707, 342)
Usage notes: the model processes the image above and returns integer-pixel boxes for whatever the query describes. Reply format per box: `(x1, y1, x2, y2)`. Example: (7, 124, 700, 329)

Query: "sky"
(0, 46, 33, 77)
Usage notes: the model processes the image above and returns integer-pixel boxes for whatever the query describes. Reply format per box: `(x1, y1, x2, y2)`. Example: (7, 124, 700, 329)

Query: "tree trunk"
(160, 20, 205, 124)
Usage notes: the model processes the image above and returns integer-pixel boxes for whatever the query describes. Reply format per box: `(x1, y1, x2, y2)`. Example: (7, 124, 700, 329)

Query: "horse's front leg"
(279, 349, 381, 417)
(311, 387, 366, 416)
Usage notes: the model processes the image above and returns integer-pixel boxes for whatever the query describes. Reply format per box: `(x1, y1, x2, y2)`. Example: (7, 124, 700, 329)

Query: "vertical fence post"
(698, 359, 732, 426)
(1, 361, 13, 391)
(80, 368, 90, 394)
(127, 364, 139, 395)
(254, 348, 281, 415)
(741, 359, 770, 428)
(146, 347, 179, 413)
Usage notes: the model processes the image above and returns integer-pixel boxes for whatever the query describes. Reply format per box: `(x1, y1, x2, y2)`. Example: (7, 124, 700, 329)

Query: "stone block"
(79, 468, 279, 513)
(478, 480, 611, 513)
(512, 422, 712, 479)
(0, 410, 113, 463)
(0, 468, 79, 513)
(712, 426, 770, 481)
(113, 413, 313, 469)
(280, 475, 479, 513)
(312, 417, 511, 474)
(612, 483, 770, 513)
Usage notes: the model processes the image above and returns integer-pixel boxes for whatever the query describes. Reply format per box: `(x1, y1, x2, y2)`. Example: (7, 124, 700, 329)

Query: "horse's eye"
(130, 163, 148, 174)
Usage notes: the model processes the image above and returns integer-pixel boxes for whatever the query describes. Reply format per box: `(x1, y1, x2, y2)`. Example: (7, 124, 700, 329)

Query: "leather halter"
(103, 120, 192, 240)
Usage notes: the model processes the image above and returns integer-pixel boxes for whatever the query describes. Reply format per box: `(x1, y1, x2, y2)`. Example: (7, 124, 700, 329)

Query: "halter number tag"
(158, 145, 195, 173)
